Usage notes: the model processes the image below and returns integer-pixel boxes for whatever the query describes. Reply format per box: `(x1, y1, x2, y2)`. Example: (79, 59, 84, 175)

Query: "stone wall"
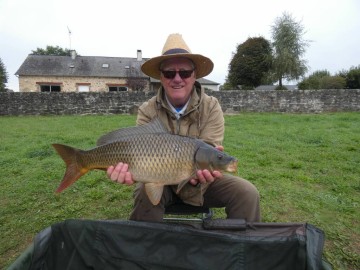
(0, 89, 359, 116)
(211, 89, 360, 113)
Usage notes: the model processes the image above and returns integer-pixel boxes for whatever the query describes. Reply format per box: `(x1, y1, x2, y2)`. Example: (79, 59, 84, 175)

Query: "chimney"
(70, 50, 76, 60)
(137, 50, 142, 61)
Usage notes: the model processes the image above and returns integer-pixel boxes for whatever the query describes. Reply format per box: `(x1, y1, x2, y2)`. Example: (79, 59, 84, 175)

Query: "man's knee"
(226, 176, 259, 200)
(240, 179, 259, 199)
(225, 176, 261, 221)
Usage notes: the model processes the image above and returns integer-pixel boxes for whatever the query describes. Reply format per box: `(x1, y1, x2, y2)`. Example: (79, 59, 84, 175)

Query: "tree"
(271, 12, 309, 87)
(0, 58, 9, 92)
(126, 67, 147, 91)
(127, 77, 147, 91)
(226, 37, 273, 89)
(32, 45, 73, 56)
(345, 65, 360, 89)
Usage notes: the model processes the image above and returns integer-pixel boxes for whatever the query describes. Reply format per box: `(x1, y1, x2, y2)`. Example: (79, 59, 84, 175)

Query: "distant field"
(1, 113, 359, 269)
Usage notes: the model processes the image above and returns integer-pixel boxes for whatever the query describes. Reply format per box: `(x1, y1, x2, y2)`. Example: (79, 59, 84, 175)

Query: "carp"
(52, 118, 238, 205)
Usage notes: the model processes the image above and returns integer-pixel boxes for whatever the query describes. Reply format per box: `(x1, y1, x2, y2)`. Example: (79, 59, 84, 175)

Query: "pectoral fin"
(176, 177, 193, 194)
(144, 183, 164, 205)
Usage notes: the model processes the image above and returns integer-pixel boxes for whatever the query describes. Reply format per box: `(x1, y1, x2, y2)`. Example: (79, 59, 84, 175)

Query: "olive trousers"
(129, 175, 261, 222)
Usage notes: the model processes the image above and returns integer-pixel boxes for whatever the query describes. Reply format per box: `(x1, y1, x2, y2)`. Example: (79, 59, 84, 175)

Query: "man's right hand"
(107, 162, 134, 185)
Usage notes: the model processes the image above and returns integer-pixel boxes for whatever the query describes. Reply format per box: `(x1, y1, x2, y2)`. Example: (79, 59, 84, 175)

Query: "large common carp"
(52, 118, 238, 205)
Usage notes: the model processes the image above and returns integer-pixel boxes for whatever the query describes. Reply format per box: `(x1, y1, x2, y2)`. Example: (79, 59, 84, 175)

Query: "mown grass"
(1, 113, 359, 269)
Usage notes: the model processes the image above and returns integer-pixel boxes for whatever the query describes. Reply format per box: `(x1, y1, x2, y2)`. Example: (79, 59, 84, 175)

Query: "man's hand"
(189, 145, 224, 186)
(107, 162, 134, 185)
(189, 169, 223, 186)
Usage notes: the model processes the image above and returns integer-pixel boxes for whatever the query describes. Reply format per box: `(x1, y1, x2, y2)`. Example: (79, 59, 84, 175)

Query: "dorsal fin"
(96, 117, 168, 146)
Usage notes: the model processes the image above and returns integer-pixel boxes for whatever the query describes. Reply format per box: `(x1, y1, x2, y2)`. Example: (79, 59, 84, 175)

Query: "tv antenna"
(67, 26, 72, 50)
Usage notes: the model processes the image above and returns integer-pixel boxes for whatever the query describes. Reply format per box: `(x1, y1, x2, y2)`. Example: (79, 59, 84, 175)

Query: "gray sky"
(1, 0, 359, 91)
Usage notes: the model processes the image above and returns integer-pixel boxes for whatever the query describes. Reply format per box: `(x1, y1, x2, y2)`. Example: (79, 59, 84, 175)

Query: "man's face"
(160, 57, 196, 108)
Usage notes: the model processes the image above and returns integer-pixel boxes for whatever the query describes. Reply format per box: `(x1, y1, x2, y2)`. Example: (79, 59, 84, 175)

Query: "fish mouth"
(226, 160, 238, 173)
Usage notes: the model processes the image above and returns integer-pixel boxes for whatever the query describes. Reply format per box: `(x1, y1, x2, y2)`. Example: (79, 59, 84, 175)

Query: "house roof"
(197, 77, 219, 85)
(255, 85, 298, 90)
(15, 54, 150, 78)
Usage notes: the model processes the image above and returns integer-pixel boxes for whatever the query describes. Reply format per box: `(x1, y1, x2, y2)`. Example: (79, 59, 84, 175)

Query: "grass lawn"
(1, 113, 359, 269)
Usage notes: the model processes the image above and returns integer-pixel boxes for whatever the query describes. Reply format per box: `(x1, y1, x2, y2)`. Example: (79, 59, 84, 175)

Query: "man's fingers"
(202, 169, 215, 183)
(120, 163, 128, 173)
(110, 162, 125, 182)
(197, 170, 214, 184)
(212, 170, 222, 179)
(189, 179, 199, 186)
(216, 145, 224, 152)
(107, 165, 114, 177)
(196, 170, 205, 184)
(124, 172, 134, 185)
(195, 169, 221, 185)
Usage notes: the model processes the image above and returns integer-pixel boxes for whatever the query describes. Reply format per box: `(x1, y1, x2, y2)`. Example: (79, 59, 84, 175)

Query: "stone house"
(15, 51, 219, 92)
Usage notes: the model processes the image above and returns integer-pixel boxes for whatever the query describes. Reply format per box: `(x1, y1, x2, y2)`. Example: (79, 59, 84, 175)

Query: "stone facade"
(18, 76, 150, 92)
(0, 89, 359, 116)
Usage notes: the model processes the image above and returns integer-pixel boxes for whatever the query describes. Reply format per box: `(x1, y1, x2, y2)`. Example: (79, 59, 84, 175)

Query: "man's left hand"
(189, 145, 224, 186)
(189, 169, 223, 186)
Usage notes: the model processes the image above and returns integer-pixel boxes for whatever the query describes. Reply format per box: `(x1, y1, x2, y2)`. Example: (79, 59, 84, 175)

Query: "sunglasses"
(161, 70, 194, 79)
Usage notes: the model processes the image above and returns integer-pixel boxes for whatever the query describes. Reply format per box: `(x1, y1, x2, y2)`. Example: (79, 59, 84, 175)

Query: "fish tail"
(52, 144, 88, 193)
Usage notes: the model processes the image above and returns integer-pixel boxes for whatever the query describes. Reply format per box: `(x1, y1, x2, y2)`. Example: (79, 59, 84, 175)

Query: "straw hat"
(141, 33, 214, 79)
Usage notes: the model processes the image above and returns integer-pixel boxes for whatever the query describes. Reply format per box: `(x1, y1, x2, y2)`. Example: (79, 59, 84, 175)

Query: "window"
(77, 83, 91, 92)
(108, 86, 128, 92)
(39, 84, 61, 92)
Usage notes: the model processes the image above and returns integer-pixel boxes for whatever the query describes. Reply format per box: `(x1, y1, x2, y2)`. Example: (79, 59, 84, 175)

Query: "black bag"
(8, 219, 331, 270)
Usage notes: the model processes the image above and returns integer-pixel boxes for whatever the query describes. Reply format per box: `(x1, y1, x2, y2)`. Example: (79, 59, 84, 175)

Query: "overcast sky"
(1, 0, 359, 91)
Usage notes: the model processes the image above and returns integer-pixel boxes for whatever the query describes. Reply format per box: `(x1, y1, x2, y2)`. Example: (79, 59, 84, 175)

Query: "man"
(107, 34, 260, 222)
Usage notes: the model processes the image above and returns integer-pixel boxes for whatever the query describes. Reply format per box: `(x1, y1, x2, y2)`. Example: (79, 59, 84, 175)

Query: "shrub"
(319, 76, 346, 89)
(298, 70, 347, 90)
(346, 65, 360, 89)
(275, 85, 288, 90)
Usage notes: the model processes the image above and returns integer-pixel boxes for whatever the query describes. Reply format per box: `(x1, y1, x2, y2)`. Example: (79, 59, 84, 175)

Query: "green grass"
(1, 113, 359, 269)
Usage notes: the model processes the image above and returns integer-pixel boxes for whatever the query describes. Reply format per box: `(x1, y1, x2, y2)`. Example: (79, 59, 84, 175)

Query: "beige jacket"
(136, 81, 225, 206)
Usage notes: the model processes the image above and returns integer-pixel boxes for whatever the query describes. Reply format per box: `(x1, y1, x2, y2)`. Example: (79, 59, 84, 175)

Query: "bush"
(299, 66, 360, 89)
(220, 81, 235, 90)
(275, 85, 288, 90)
(346, 66, 360, 89)
(298, 70, 347, 90)
(298, 70, 329, 90)
(319, 76, 346, 89)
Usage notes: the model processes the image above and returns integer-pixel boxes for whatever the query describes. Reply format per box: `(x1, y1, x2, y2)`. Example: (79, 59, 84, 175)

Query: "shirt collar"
(165, 94, 190, 119)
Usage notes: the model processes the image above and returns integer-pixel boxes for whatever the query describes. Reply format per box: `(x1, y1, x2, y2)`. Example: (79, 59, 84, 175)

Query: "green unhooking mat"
(8, 219, 331, 270)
